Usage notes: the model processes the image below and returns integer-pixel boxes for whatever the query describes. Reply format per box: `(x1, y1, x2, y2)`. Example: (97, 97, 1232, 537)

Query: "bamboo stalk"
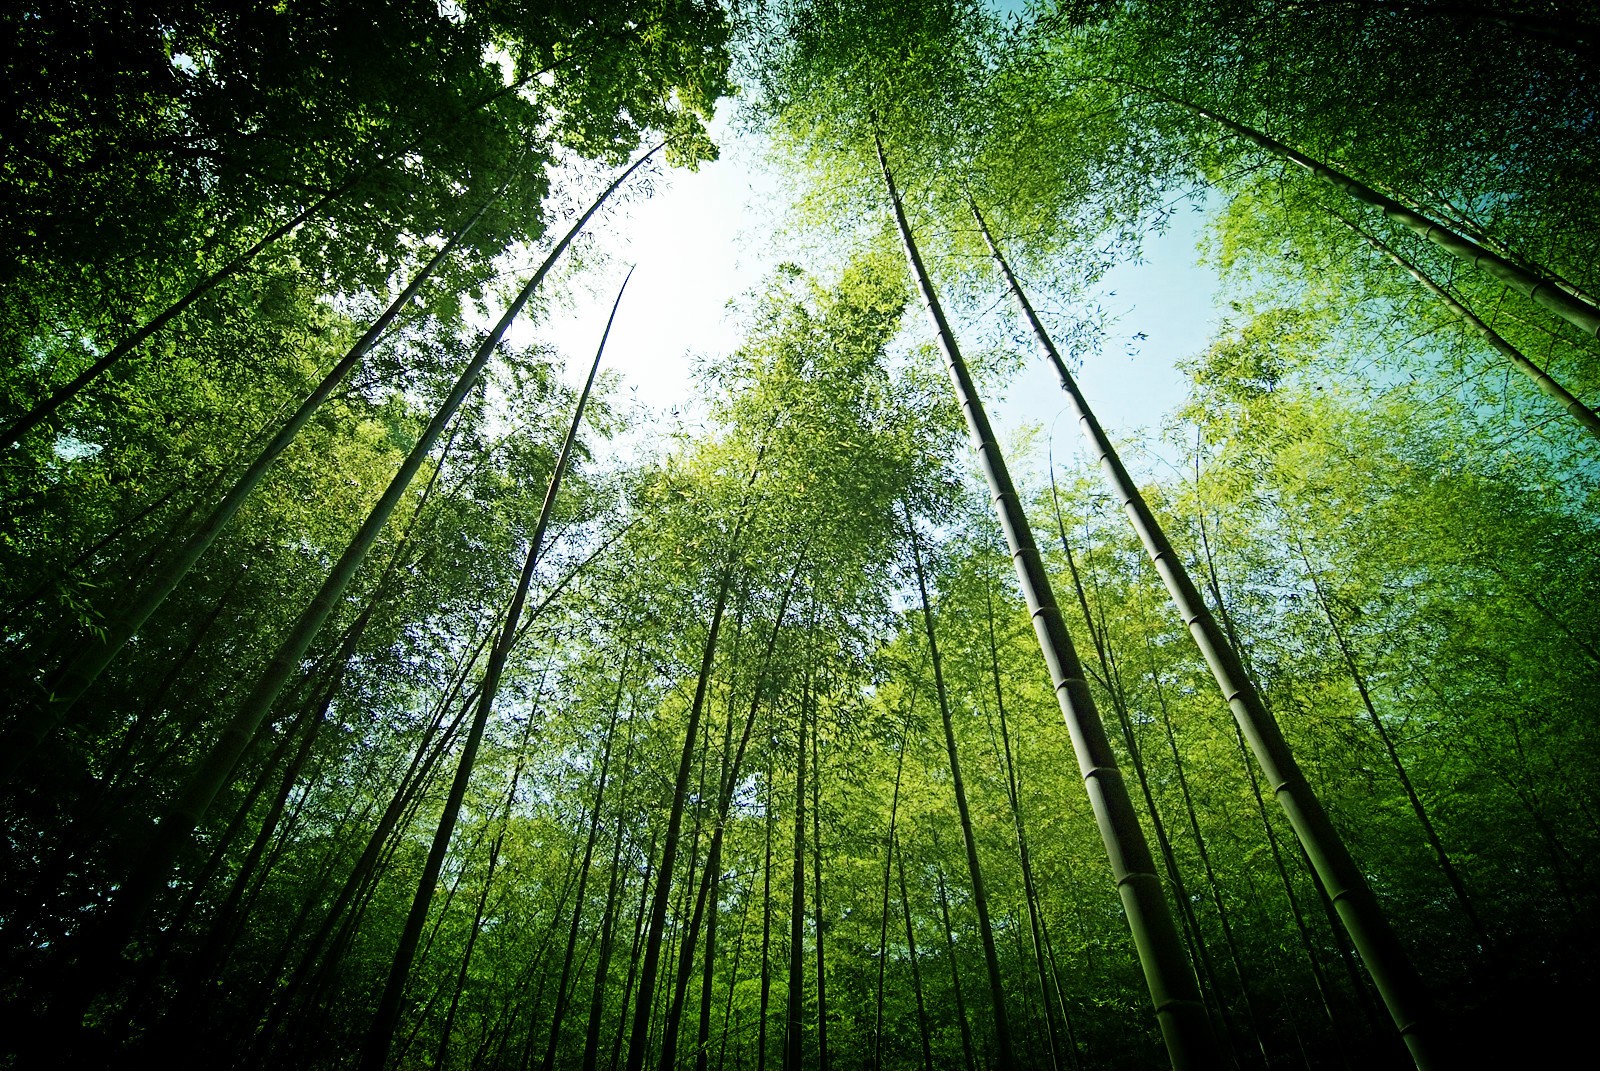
(1340, 217, 1600, 441)
(973, 197, 1440, 1071)
(875, 129, 1217, 1070)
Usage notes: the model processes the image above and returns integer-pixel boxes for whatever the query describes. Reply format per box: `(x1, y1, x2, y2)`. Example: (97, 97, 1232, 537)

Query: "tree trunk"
(542, 660, 630, 1071)
(437, 696, 547, 1070)
(251, 683, 477, 1063)
(984, 583, 1080, 1071)
(610, 830, 660, 1071)
(1196, 515, 1391, 1048)
(581, 715, 642, 1071)
(1293, 530, 1492, 951)
(809, 705, 830, 1071)
(783, 679, 808, 1071)
(625, 570, 735, 1071)
(694, 818, 723, 1071)
(624, 434, 773, 1071)
(1057, 532, 1256, 1067)
(716, 865, 756, 1071)
(758, 756, 776, 1071)
(694, 556, 805, 1071)
(873, 697, 915, 1071)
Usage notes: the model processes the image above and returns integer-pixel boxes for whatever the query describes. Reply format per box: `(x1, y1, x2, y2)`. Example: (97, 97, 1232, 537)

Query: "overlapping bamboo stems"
(660, 548, 808, 1071)
(14, 172, 517, 775)
(810, 704, 830, 1071)
(872, 674, 920, 1071)
(1162, 97, 1600, 340)
(625, 435, 772, 1071)
(67, 151, 665, 1023)
(541, 664, 631, 1071)
(0, 181, 352, 453)
(1337, 216, 1600, 441)
(969, 200, 1438, 1069)
(875, 128, 1218, 1070)
(1193, 512, 1391, 1048)
(896, 829, 937, 1071)
(783, 660, 811, 1071)
(1059, 523, 1272, 1069)
(581, 714, 644, 1071)
(358, 266, 633, 1071)
(1289, 528, 1491, 950)
(436, 701, 549, 1068)
(906, 513, 1016, 1071)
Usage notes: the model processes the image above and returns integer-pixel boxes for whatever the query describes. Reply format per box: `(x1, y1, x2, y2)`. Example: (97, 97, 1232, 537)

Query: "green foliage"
(5, 5, 1600, 1071)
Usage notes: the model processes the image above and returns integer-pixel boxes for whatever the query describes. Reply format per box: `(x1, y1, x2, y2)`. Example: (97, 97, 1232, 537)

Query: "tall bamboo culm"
(970, 199, 1440, 1071)
(873, 129, 1219, 1071)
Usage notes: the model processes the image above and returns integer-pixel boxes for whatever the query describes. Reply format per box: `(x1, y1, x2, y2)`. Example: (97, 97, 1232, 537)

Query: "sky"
(521, 109, 1225, 483)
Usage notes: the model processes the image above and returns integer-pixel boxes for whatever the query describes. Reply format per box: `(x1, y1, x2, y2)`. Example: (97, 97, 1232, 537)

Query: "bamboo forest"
(4, 1, 1599, 1069)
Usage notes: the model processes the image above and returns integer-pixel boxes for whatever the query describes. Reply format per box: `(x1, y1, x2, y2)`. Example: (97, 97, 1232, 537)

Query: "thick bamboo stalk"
(875, 132, 1217, 1070)
(1058, 533, 1256, 1067)
(974, 199, 1439, 1071)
